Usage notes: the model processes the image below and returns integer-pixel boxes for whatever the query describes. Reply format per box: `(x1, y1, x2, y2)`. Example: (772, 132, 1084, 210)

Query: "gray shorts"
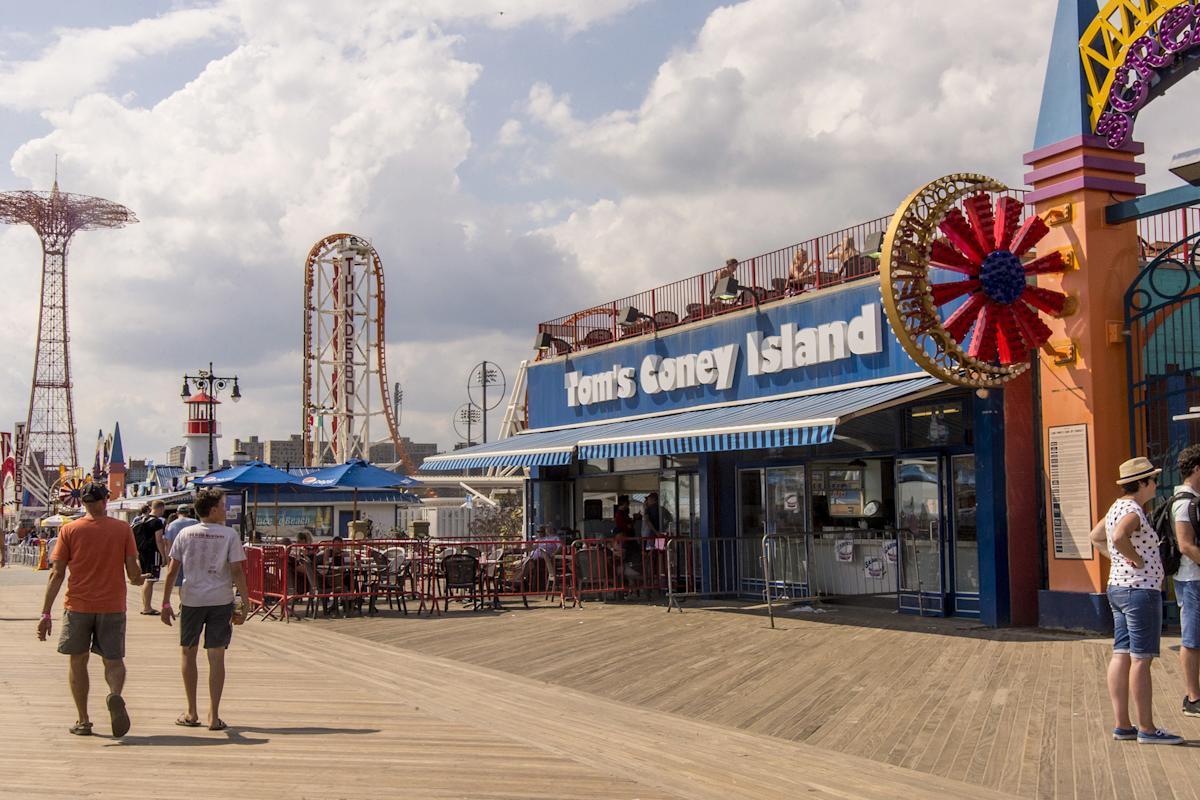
(57, 610, 127, 660)
(180, 603, 234, 649)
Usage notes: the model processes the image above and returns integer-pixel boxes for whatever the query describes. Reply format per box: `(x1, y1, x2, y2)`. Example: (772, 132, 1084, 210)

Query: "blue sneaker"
(1112, 726, 1138, 740)
(1137, 729, 1185, 745)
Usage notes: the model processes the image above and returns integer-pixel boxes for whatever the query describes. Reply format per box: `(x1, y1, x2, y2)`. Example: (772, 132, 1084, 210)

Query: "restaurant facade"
(425, 271, 1022, 626)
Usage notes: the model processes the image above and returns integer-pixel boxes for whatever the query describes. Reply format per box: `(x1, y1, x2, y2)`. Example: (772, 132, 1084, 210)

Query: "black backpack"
(132, 515, 160, 550)
(1151, 492, 1199, 577)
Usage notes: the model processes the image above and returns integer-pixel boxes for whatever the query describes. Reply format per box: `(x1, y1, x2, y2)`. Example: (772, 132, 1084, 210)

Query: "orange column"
(1023, 135, 1145, 608)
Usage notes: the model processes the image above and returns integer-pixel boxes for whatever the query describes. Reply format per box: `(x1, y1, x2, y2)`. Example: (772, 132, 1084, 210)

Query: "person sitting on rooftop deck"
(827, 235, 859, 265)
(709, 258, 739, 303)
(787, 248, 813, 294)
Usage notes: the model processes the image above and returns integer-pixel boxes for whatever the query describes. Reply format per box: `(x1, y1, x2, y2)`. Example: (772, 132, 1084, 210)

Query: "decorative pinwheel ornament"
(880, 173, 1077, 388)
(57, 475, 85, 508)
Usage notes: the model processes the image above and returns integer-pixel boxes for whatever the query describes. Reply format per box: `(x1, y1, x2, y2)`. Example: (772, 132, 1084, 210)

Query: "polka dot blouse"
(1105, 498, 1163, 590)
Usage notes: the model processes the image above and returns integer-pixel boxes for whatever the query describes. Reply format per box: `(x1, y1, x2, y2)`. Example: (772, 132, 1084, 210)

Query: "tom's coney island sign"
(563, 303, 883, 407)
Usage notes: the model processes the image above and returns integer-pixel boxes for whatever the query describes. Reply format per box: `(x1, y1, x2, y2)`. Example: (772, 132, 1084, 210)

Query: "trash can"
(410, 519, 430, 538)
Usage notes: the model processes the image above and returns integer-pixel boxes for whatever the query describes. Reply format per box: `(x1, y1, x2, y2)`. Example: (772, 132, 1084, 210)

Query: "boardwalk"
(328, 598, 1200, 800)
(0, 568, 1010, 800)
(0, 567, 1195, 799)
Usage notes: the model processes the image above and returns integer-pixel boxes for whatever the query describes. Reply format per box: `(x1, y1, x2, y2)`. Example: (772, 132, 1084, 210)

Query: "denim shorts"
(1107, 585, 1162, 659)
(1175, 579, 1200, 650)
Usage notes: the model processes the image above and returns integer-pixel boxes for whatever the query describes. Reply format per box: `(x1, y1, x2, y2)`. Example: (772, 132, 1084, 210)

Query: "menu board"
(1048, 424, 1093, 559)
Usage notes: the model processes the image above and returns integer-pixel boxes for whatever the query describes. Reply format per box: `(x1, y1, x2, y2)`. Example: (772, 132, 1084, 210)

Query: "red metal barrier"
(245, 538, 572, 620)
(247, 536, 748, 620)
(426, 539, 568, 612)
(279, 540, 429, 619)
(566, 536, 672, 605)
(244, 546, 264, 608)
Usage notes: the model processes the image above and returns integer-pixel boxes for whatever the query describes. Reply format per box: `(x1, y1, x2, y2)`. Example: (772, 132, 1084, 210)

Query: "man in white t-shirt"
(1171, 445, 1200, 718)
(159, 488, 247, 731)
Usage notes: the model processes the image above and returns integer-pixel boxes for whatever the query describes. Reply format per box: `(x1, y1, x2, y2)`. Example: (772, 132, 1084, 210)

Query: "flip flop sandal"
(176, 716, 202, 727)
(140, 610, 160, 616)
(208, 719, 228, 731)
(106, 693, 131, 737)
(69, 722, 93, 736)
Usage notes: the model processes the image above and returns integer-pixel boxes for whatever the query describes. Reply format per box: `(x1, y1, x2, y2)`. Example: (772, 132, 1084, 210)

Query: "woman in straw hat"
(1089, 457, 1184, 745)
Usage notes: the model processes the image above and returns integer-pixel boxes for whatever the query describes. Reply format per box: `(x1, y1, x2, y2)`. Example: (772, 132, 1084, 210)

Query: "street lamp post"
(181, 361, 241, 472)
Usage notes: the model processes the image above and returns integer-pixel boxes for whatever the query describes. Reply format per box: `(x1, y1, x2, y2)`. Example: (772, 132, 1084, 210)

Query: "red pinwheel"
(58, 475, 85, 508)
(926, 194, 1069, 365)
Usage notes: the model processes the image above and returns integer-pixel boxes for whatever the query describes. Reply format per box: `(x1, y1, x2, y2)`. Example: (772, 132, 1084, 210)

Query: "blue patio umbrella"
(192, 461, 304, 488)
(297, 459, 422, 523)
(191, 461, 304, 536)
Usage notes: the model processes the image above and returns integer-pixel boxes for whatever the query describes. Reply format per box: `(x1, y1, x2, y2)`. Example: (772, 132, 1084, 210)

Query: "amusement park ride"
(302, 234, 415, 473)
(0, 175, 135, 518)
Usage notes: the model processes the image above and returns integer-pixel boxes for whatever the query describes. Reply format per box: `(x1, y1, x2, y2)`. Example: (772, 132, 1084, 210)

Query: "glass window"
(579, 458, 610, 474)
(664, 455, 699, 469)
(612, 456, 661, 472)
(905, 402, 965, 448)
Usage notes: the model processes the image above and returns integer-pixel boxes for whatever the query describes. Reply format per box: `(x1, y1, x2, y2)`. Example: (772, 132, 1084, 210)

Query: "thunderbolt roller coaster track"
(302, 233, 414, 473)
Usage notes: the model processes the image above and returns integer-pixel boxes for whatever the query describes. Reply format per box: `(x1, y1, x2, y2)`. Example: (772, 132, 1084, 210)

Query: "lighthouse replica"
(183, 392, 221, 473)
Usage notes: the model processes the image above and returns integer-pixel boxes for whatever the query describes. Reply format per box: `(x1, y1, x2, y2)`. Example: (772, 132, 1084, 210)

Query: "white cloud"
(1, 1, 630, 463)
(515, 0, 1066, 297)
(0, 7, 238, 111)
(497, 119, 527, 148)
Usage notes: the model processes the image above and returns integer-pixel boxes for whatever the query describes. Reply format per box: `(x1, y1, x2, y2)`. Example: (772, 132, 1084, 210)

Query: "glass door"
(896, 457, 945, 615)
(951, 455, 979, 614)
(764, 466, 807, 597)
(737, 469, 766, 592)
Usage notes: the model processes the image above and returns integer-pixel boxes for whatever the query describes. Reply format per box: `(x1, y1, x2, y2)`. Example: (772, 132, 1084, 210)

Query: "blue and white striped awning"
(419, 375, 943, 472)
(418, 432, 580, 472)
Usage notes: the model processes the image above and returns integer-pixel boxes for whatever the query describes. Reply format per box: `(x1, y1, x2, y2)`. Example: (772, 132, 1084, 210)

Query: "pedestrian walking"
(1089, 457, 1184, 744)
(35, 482, 145, 737)
(1169, 445, 1200, 717)
(132, 500, 167, 615)
(159, 488, 248, 731)
(163, 503, 198, 594)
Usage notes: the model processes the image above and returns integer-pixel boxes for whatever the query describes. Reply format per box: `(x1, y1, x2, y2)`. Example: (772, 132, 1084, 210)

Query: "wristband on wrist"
(162, 601, 172, 609)
(40, 612, 51, 620)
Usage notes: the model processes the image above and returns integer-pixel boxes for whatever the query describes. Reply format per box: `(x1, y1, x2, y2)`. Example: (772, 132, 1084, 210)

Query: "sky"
(0, 0, 1197, 467)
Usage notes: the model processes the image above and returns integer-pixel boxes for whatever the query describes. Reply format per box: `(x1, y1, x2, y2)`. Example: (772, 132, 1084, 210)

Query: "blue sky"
(0, 0, 1196, 466)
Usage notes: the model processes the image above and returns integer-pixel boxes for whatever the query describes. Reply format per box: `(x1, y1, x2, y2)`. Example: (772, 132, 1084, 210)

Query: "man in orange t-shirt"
(37, 482, 145, 737)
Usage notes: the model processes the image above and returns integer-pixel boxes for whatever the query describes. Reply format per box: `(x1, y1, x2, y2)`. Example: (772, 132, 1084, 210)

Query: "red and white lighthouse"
(183, 392, 221, 472)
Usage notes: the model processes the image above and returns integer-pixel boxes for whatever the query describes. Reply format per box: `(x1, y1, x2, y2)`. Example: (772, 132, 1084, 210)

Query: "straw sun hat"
(1116, 456, 1162, 485)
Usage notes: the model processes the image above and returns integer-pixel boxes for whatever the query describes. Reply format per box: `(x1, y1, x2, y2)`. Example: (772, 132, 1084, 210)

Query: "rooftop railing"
(535, 195, 1197, 358)
(535, 214, 894, 357)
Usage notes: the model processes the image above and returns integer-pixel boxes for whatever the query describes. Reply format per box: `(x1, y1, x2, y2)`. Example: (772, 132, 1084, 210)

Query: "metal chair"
(375, 548, 409, 615)
(442, 553, 481, 611)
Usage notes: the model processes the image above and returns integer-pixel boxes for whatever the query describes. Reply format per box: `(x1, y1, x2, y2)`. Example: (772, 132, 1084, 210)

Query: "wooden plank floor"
(324, 596, 1200, 800)
(0, 569, 1014, 800)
